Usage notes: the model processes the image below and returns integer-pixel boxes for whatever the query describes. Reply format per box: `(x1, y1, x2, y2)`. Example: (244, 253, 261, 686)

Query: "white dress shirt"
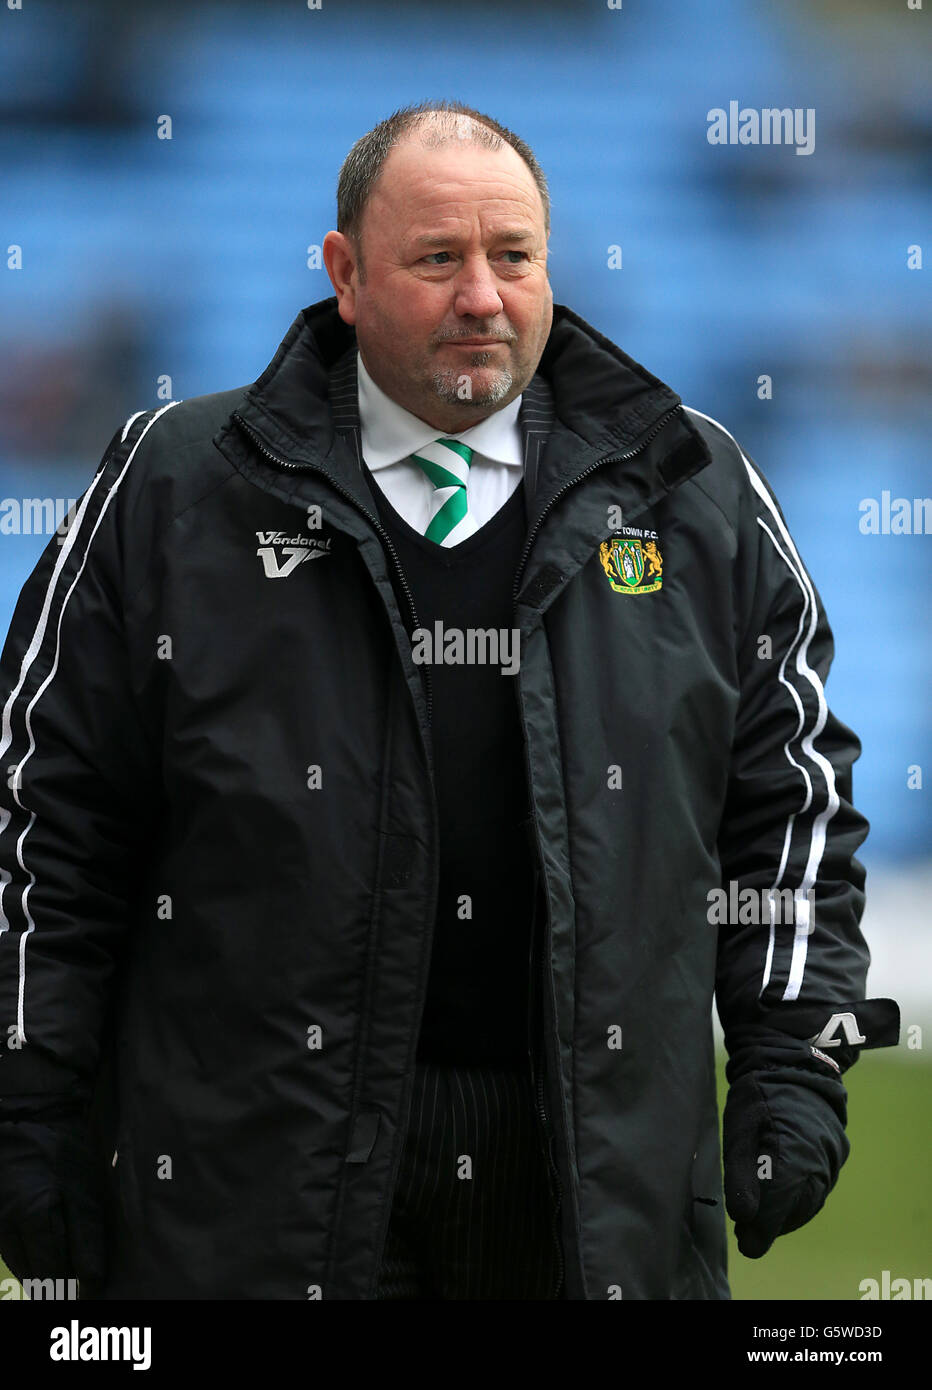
(356, 351, 524, 539)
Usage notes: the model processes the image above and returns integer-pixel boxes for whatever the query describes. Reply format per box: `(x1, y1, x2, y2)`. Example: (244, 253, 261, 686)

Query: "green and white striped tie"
(410, 438, 478, 547)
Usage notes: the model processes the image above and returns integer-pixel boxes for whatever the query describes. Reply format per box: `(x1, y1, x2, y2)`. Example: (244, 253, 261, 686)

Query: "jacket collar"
(231, 296, 711, 521)
(324, 343, 555, 501)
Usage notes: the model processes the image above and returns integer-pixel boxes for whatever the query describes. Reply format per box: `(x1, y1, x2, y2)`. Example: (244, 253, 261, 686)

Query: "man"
(0, 102, 898, 1301)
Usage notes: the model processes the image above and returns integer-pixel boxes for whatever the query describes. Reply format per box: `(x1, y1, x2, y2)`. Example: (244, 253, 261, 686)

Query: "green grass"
(2, 1051, 927, 1299)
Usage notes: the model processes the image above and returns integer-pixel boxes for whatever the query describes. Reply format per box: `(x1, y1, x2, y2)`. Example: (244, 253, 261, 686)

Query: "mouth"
(443, 339, 508, 348)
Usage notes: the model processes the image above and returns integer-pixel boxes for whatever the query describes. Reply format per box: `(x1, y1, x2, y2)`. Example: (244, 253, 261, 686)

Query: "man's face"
(325, 134, 553, 432)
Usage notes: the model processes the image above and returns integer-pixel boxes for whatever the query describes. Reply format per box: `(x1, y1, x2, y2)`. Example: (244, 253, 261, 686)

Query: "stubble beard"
(429, 351, 516, 411)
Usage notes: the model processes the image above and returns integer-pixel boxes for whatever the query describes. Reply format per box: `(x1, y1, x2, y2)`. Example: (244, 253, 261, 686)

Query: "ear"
(323, 231, 359, 324)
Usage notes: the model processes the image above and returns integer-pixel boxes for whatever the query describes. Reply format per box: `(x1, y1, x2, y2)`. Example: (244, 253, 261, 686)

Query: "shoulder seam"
(682, 473, 739, 544)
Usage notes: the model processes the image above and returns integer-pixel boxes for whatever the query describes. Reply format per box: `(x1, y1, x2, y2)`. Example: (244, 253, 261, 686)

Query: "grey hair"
(336, 101, 551, 274)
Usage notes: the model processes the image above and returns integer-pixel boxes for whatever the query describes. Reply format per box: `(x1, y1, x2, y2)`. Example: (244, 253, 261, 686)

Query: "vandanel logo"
(599, 528, 663, 595)
(255, 529, 332, 579)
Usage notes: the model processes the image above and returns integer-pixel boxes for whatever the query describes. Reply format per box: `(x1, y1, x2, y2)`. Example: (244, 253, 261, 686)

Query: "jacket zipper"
(512, 404, 682, 603)
(526, 898, 566, 1298)
(537, 1027, 566, 1299)
(515, 401, 684, 1300)
(232, 413, 434, 725)
(237, 401, 683, 1300)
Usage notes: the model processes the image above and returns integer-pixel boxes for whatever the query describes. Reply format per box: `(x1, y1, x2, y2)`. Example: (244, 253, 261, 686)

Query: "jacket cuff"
(0, 1045, 91, 1106)
(723, 997, 900, 1084)
(0, 1092, 89, 1124)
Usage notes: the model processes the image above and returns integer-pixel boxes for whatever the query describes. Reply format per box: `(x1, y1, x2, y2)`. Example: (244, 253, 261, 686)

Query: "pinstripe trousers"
(376, 1059, 564, 1300)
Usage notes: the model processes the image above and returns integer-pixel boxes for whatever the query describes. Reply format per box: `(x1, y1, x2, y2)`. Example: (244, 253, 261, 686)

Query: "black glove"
(722, 1067, 849, 1259)
(0, 1100, 107, 1295)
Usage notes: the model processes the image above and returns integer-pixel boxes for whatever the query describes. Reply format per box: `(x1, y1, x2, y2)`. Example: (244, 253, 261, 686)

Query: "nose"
(452, 255, 505, 320)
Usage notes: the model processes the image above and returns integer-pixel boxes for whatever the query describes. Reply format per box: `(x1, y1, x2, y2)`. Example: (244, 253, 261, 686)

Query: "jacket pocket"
(673, 1205, 720, 1300)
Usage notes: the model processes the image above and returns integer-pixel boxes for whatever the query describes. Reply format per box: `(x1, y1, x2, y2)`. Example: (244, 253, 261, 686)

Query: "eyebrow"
(411, 229, 535, 249)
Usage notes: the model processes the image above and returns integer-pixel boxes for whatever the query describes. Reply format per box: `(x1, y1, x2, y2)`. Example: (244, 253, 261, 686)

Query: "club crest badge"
(599, 530, 663, 595)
